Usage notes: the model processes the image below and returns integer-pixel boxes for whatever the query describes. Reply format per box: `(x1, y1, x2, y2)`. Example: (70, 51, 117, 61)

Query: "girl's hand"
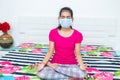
(80, 64, 87, 70)
(47, 62, 58, 69)
(34, 62, 45, 71)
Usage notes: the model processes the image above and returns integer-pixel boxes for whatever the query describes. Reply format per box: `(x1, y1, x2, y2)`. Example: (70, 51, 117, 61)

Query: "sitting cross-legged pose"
(34, 7, 87, 80)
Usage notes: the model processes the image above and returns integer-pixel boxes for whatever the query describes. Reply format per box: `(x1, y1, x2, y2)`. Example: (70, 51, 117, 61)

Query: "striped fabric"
(0, 51, 120, 80)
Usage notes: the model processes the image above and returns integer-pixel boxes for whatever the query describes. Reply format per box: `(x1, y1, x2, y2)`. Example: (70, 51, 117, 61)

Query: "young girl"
(35, 7, 87, 80)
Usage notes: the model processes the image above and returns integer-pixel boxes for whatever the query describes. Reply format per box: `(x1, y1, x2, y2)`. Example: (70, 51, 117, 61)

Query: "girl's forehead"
(61, 10, 71, 15)
(61, 10, 71, 13)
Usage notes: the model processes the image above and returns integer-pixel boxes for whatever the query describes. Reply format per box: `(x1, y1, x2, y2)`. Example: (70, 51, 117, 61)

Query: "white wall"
(115, 19, 120, 51)
(0, 0, 120, 50)
(0, 0, 120, 17)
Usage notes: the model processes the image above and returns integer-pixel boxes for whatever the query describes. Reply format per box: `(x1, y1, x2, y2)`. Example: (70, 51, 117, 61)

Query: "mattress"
(0, 43, 120, 80)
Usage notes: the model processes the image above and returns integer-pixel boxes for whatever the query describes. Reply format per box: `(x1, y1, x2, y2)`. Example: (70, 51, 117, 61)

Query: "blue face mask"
(59, 18, 72, 28)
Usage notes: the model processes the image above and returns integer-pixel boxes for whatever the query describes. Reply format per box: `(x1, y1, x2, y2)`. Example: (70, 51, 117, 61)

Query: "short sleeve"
(75, 31, 83, 43)
(49, 29, 55, 42)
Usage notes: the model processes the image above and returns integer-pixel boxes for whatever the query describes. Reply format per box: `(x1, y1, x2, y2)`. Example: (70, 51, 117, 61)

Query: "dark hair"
(58, 7, 73, 30)
(59, 7, 73, 18)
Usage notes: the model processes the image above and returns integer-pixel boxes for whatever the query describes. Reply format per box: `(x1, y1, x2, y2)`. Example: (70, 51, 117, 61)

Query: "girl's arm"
(75, 43, 87, 70)
(34, 41, 54, 71)
(75, 43, 84, 65)
(42, 41, 55, 65)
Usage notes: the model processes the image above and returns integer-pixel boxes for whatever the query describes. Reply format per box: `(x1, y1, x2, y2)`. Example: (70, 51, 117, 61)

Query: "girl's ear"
(72, 17, 74, 21)
(58, 17, 60, 20)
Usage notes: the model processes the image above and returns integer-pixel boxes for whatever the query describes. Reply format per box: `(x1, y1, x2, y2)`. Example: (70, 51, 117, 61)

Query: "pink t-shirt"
(49, 28, 83, 64)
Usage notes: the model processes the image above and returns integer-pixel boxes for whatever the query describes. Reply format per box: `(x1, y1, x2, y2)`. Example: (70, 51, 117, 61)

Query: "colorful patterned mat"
(0, 43, 120, 80)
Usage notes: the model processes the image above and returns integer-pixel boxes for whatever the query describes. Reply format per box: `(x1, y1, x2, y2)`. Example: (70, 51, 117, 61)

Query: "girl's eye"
(61, 16, 71, 19)
(61, 16, 65, 19)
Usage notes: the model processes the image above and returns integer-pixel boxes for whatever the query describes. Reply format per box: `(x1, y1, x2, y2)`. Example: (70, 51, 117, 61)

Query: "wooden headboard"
(16, 16, 117, 47)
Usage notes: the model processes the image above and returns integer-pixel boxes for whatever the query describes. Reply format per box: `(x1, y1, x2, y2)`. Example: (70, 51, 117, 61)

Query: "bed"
(0, 43, 120, 80)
